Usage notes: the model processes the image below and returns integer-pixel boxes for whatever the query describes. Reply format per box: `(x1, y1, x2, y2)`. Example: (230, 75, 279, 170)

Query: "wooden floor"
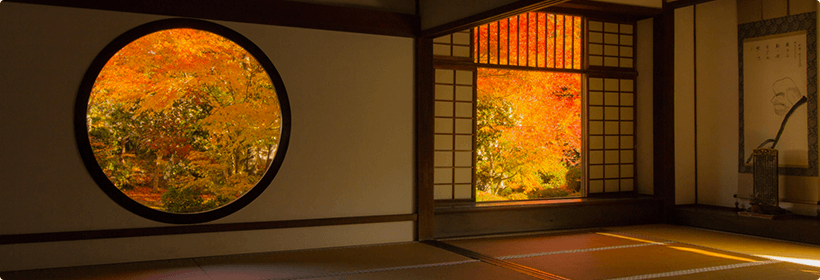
(3, 224, 820, 279)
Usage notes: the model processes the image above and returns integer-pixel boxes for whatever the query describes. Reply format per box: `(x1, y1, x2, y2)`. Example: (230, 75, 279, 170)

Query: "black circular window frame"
(75, 18, 291, 224)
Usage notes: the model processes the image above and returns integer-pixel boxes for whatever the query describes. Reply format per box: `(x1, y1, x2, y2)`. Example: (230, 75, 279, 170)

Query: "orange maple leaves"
(476, 68, 581, 200)
(87, 28, 281, 212)
(474, 13, 582, 69)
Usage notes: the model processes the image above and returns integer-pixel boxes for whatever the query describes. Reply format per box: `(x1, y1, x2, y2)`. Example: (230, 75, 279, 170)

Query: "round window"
(75, 19, 290, 224)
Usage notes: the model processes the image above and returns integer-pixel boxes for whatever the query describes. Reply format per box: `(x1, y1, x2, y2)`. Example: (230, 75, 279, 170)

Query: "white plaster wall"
(680, 0, 820, 216)
(694, 0, 739, 207)
(0, 2, 415, 271)
(636, 17, 655, 195)
(674, 6, 697, 205)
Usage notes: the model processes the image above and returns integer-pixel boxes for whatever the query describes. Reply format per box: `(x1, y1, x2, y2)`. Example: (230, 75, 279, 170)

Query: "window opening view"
(473, 12, 583, 202)
(86, 27, 283, 214)
(476, 69, 582, 201)
(433, 12, 637, 202)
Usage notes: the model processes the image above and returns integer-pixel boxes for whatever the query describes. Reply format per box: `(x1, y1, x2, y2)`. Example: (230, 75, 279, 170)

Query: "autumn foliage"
(474, 13, 582, 70)
(87, 28, 281, 213)
(476, 69, 581, 201)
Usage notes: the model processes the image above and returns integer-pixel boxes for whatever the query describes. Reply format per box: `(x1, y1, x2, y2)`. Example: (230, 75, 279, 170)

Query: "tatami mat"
(0, 259, 208, 280)
(650, 261, 820, 280)
(605, 224, 820, 268)
(508, 242, 769, 280)
(192, 242, 471, 280)
(442, 230, 667, 258)
(302, 261, 541, 280)
(3, 224, 820, 280)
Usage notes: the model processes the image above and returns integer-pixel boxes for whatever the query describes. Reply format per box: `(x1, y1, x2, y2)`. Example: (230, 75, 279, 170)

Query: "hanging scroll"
(739, 12, 817, 176)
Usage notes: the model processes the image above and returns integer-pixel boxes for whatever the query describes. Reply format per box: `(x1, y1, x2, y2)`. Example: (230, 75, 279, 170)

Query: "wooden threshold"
(435, 196, 663, 238)
(0, 213, 417, 245)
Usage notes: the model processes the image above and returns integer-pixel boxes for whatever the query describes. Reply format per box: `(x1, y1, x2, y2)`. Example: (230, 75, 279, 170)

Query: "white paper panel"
(435, 85, 454, 100)
(589, 180, 604, 193)
(621, 136, 634, 149)
(589, 165, 604, 179)
(605, 78, 620, 91)
(590, 136, 604, 149)
(434, 118, 453, 133)
(620, 46, 633, 57)
(434, 151, 453, 167)
(605, 107, 620, 120)
(589, 21, 603, 31)
(434, 168, 453, 184)
(589, 121, 604, 134)
(589, 32, 603, 43)
(455, 102, 472, 118)
(621, 121, 634, 134)
(434, 185, 453, 199)
(621, 150, 634, 163)
(605, 150, 620, 164)
(590, 44, 603, 55)
(455, 135, 472, 150)
(589, 91, 604, 105)
(454, 151, 472, 166)
(620, 58, 634, 68)
(590, 151, 604, 164)
(435, 101, 454, 117)
(455, 86, 473, 101)
(433, 35, 451, 44)
(605, 121, 619, 134)
(620, 24, 634, 34)
(433, 44, 451, 56)
(605, 136, 619, 149)
(454, 168, 472, 183)
(621, 179, 634, 191)
(621, 107, 634, 120)
(590, 106, 604, 120)
(455, 70, 473, 85)
(605, 179, 620, 192)
(621, 164, 634, 177)
(620, 93, 634, 106)
(453, 46, 470, 57)
(453, 32, 470, 45)
(454, 184, 472, 199)
(605, 92, 620, 106)
(434, 135, 453, 150)
(605, 22, 619, 33)
(604, 57, 619, 67)
(435, 69, 454, 83)
(454, 119, 472, 134)
(620, 35, 634, 46)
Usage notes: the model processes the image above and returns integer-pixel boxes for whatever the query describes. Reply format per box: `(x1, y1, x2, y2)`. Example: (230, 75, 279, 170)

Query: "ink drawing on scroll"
(743, 31, 808, 167)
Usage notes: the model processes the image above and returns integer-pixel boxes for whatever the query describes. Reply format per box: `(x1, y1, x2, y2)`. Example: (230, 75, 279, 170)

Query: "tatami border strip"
(440, 228, 605, 241)
(423, 240, 571, 280)
(276, 259, 481, 280)
(498, 241, 674, 260)
(607, 231, 769, 260)
(604, 260, 782, 280)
